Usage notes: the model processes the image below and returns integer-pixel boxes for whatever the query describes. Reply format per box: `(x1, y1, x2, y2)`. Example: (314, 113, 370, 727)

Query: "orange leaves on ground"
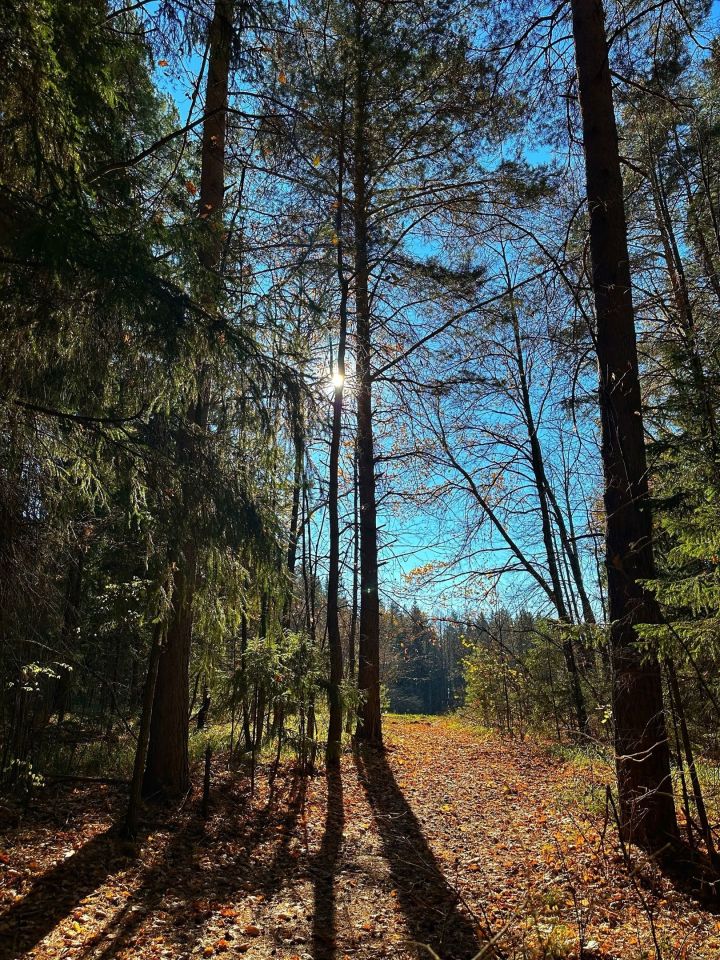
(3, 717, 720, 960)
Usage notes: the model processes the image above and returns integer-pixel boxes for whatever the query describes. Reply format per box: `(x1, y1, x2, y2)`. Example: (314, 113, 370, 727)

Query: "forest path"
(1, 716, 719, 960)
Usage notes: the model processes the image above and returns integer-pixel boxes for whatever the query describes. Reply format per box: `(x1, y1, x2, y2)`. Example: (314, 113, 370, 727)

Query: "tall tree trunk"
(647, 140, 718, 454)
(665, 660, 718, 865)
(125, 619, 164, 836)
(353, 0, 381, 745)
(506, 285, 588, 735)
(345, 442, 359, 735)
(672, 127, 720, 309)
(349, 441, 359, 686)
(240, 610, 252, 748)
(54, 545, 84, 724)
(143, 0, 234, 799)
(254, 591, 268, 750)
(570, 0, 677, 849)
(326, 109, 349, 766)
(143, 550, 195, 797)
(287, 417, 304, 580)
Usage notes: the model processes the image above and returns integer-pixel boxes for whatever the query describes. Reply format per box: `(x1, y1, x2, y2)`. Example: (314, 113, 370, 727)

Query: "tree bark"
(143, 0, 234, 799)
(349, 441, 359, 687)
(353, 0, 382, 745)
(326, 107, 350, 766)
(287, 417, 304, 579)
(125, 619, 164, 835)
(570, 0, 677, 849)
(666, 660, 718, 866)
(54, 545, 84, 724)
(345, 442, 360, 736)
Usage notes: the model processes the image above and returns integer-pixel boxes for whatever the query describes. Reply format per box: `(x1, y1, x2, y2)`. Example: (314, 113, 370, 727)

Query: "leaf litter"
(1, 716, 719, 959)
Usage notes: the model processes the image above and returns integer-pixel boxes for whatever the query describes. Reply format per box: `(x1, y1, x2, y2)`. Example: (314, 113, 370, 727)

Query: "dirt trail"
(1, 716, 719, 959)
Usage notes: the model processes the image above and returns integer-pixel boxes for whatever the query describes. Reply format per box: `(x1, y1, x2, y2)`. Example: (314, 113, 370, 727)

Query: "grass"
(34, 727, 136, 781)
(440, 710, 495, 739)
(32, 709, 720, 841)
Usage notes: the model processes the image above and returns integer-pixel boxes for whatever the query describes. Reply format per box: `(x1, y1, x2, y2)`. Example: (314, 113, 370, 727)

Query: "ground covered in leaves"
(2, 716, 720, 960)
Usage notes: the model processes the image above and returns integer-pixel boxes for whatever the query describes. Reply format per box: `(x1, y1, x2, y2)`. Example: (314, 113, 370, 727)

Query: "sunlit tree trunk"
(353, 0, 382, 745)
(672, 127, 720, 308)
(345, 442, 359, 735)
(326, 106, 349, 765)
(570, 0, 677, 849)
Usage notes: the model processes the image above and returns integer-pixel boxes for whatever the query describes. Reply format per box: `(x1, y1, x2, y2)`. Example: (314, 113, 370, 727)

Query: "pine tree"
(570, 0, 678, 849)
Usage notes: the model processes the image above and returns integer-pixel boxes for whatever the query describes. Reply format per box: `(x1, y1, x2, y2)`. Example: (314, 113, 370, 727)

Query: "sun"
(331, 370, 345, 389)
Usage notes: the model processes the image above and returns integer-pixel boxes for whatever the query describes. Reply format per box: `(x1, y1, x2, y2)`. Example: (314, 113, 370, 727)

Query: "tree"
(351, 0, 382, 743)
(570, 0, 678, 848)
(263, 0, 512, 745)
(142, 0, 236, 799)
(0, 0, 196, 788)
(326, 104, 350, 765)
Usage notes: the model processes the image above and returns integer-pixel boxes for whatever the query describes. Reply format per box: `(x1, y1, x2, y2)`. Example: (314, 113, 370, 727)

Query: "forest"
(2, 0, 720, 957)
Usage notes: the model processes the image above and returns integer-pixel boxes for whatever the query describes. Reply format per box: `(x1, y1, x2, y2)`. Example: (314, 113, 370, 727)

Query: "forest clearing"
(3, 716, 720, 960)
(5, 0, 720, 956)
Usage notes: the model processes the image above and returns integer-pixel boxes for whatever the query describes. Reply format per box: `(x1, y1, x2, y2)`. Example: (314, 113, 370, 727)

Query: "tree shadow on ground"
(0, 765, 309, 960)
(87, 768, 308, 960)
(0, 826, 123, 960)
(354, 745, 486, 960)
(311, 764, 344, 960)
(644, 841, 720, 909)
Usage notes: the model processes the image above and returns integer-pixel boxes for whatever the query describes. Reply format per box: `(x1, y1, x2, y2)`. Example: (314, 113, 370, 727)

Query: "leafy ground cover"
(1, 717, 719, 960)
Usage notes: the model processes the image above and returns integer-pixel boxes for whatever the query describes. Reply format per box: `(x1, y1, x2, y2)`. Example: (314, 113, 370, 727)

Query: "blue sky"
(139, 0, 719, 623)
(143, 0, 597, 623)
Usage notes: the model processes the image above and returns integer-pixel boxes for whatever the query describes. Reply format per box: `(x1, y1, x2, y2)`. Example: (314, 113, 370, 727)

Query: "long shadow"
(89, 768, 308, 960)
(1, 764, 314, 960)
(0, 826, 124, 960)
(354, 745, 484, 960)
(311, 765, 344, 959)
(639, 839, 720, 908)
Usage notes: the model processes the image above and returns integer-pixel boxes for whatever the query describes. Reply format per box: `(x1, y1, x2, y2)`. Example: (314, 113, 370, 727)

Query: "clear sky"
(143, 0, 720, 624)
